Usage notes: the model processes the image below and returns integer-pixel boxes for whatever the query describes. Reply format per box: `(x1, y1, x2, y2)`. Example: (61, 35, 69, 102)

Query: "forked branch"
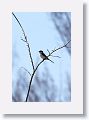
(47, 40, 71, 57)
(12, 12, 71, 102)
(25, 40, 70, 102)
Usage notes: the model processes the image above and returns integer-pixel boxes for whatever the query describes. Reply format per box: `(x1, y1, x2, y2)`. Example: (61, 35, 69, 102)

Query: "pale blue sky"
(12, 12, 71, 101)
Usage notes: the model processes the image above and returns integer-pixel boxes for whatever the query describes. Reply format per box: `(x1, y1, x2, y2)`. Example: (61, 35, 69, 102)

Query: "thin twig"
(20, 67, 31, 76)
(47, 49, 50, 55)
(12, 12, 35, 71)
(47, 40, 71, 57)
(21, 38, 26, 42)
(50, 55, 61, 58)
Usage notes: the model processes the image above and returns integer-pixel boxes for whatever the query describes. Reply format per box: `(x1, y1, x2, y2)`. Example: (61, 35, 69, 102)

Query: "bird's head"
(39, 50, 43, 54)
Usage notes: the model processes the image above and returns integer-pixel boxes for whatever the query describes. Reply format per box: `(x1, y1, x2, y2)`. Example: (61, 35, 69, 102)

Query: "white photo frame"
(0, 0, 83, 114)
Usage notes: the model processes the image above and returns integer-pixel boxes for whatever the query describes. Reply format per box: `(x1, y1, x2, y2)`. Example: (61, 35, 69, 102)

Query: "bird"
(39, 50, 54, 63)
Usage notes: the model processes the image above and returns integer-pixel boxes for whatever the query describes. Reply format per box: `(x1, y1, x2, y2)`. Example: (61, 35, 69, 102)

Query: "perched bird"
(39, 50, 54, 63)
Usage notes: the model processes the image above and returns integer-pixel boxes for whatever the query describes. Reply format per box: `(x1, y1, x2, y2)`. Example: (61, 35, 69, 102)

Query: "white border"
(0, 0, 83, 114)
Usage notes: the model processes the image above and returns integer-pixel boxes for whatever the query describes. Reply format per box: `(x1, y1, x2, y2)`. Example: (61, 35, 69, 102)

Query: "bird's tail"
(48, 58, 54, 63)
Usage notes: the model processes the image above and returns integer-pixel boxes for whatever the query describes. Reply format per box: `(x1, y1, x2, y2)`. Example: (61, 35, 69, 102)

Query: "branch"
(47, 49, 50, 55)
(20, 67, 31, 76)
(25, 59, 44, 102)
(47, 40, 71, 57)
(12, 12, 35, 71)
(47, 49, 61, 58)
(51, 55, 61, 58)
(12, 12, 27, 41)
(25, 40, 71, 102)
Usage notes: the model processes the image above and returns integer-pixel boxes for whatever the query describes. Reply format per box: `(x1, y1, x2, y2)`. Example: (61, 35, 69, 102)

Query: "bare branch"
(12, 12, 27, 41)
(51, 12, 71, 54)
(25, 59, 44, 102)
(47, 40, 71, 57)
(25, 40, 71, 101)
(47, 49, 61, 58)
(47, 49, 50, 55)
(21, 38, 26, 42)
(12, 12, 35, 71)
(20, 67, 31, 76)
(51, 55, 61, 59)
